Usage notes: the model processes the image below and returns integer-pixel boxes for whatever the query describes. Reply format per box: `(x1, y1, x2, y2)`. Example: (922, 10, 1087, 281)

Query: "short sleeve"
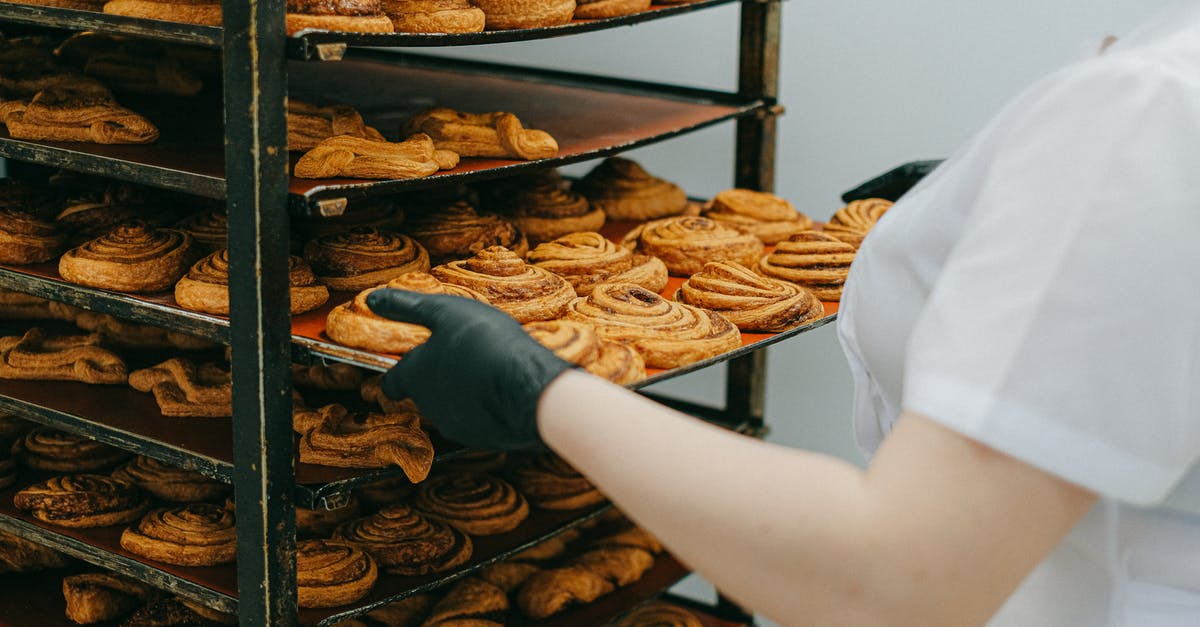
(901, 56, 1200, 505)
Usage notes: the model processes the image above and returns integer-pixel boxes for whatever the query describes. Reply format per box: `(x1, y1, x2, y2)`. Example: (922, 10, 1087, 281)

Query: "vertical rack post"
(222, 0, 297, 624)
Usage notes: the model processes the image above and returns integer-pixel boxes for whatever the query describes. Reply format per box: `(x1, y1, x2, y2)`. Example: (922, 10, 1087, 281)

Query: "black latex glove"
(366, 290, 575, 451)
(841, 159, 944, 203)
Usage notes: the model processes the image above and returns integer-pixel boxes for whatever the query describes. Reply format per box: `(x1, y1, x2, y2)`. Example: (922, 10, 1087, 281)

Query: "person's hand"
(366, 290, 574, 450)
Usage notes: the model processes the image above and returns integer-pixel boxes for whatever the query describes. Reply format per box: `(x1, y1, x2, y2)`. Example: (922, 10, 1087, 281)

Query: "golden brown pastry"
(69, 310, 214, 351)
(471, 0, 574, 29)
(404, 201, 528, 264)
(0, 529, 71, 573)
(296, 539, 378, 609)
(701, 188, 814, 244)
(288, 99, 385, 152)
(431, 246, 574, 323)
(526, 231, 667, 297)
(563, 283, 741, 369)
(822, 197, 892, 247)
(0, 328, 127, 384)
(128, 358, 232, 418)
(175, 209, 227, 252)
(295, 496, 361, 538)
(293, 404, 434, 483)
(111, 456, 228, 503)
(333, 503, 473, 576)
(58, 223, 195, 293)
(676, 261, 824, 332)
(421, 578, 507, 626)
(119, 503, 236, 566)
(14, 427, 131, 472)
(478, 561, 541, 594)
(286, 0, 396, 34)
(508, 452, 605, 510)
(614, 602, 703, 627)
(335, 595, 434, 627)
(62, 573, 156, 625)
(382, 0, 485, 33)
(0, 209, 66, 264)
(102, 0, 223, 26)
(574, 158, 688, 221)
(503, 173, 605, 244)
(413, 472, 529, 536)
(573, 0, 647, 19)
(304, 228, 431, 292)
(292, 362, 365, 391)
(175, 249, 330, 315)
(405, 108, 558, 161)
(622, 216, 764, 277)
(523, 319, 645, 385)
(293, 134, 459, 180)
(2, 85, 159, 144)
(755, 230, 855, 301)
(14, 474, 149, 528)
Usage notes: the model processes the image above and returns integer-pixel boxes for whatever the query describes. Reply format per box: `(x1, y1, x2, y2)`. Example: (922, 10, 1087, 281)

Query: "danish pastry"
(287, 100, 385, 152)
(58, 223, 195, 293)
(333, 503, 473, 575)
(293, 134, 459, 180)
(2, 85, 159, 144)
(677, 261, 824, 332)
(575, 158, 688, 221)
(702, 188, 813, 244)
(382, 0, 485, 33)
(286, 0, 396, 34)
(422, 577, 508, 626)
(504, 172, 605, 244)
(404, 201, 527, 263)
(0, 328, 127, 384)
(175, 249, 330, 315)
(526, 231, 667, 297)
(111, 455, 229, 502)
(471, 0, 574, 29)
(62, 573, 156, 625)
(303, 227, 431, 292)
(295, 539, 378, 609)
(175, 209, 227, 252)
(573, 0, 648, 19)
(293, 404, 434, 483)
(14, 427, 131, 472)
(128, 358, 232, 418)
(755, 230, 855, 301)
(622, 216, 764, 277)
(431, 246, 574, 323)
(508, 452, 605, 510)
(523, 319, 645, 384)
(412, 472, 529, 536)
(296, 497, 361, 538)
(614, 602, 703, 627)
(119, 503, 237, 566)
(14, 474, 150, 528)
(0, 209, 66, 264)
(0, 529, 71, 573)
(102, 0, 223, 26)
(404, 108, 558, 160)
(822, 197, 892, 248)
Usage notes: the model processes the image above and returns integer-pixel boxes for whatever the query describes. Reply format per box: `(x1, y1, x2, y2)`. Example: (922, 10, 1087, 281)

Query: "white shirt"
(837, 3, 1200, 625)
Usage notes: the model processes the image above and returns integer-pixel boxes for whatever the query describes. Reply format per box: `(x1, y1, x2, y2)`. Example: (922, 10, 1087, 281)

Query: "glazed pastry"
(0, 328, 127, 384)
(295, 539, 378, 609)
(755, 230, 855, 301)
(563, 283, 741, 369)
(287, 100, 385, 152)
(2, 85, 159, 144)
(478, 561, 541, 593)
(333, 503, 473, 575)
(291, 362, 365, 391)
(14, 427, 131, 472)
(102, 0, 224, 26)
(504, 172, 605, 244)
(0, 529, 71, 573)
(285, 0, 396, 35)
(413, 472, 529, 536)
(471, 0, 574, 29)
(421, 577, 508, 626)
(382, 0, 485, 33)
(111, 456, 229, 502)
(293, 404, 434, 483)
(293, 134, 459, 180)
(575, 158, 688, 221)
(573, 0, 648, 19)
(120, 503, 236, 566)
(128, 358, 232, 418)
(175, 209, 227, 251)
(623, 216, 764, 277)
(526, 231, 667, 297)
(175, 249, 330, 315)
(296, 496, 360, 538)
(303, 227, 431, 292)
(354, 475, 415, 509)
(405, 108, 558, 161)
(325, 271, 489, 354)
(14, 474, 149, 528)
(0, 209, 66, 264)
(431, 246, 574, 323)
(676, 261, 824, 332)
(701, 188, 814, 244)
(58, 223, 195, 293)
(523, 320, 645, 385)
(62, 573, 156, 625)
(614, 602, 703, 627)
(69, 310, 214, 350)
(123, 596, 234, 626)
(822, 197, 893, 247)
(336, 595, 434, 627)
(508, 452, 605, 510)
(404, 201, 527, 264)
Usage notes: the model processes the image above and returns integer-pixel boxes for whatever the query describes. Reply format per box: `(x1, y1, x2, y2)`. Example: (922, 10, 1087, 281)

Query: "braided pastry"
(526, 231, 667, 297)
(412, 472, 529, 536)
(822, 198, 892, 247)
(756, 231, 856, 301)
(575, 158, 688, 221)
(14, 474, 149, 528)
(14, 427, 130, 472)
(0, 209, 65, 264)
(333, 503, 473, 575)
(287, 100, 385, 152)
(508, 452, 605, 510)
(293, 134, 458, 180)
(293, 404, 434, 483)
(702, 188, 813, 244)
(128, 358, 232, 418)
(296, 539, 378, 609)
(615, 602, 703, 627)
(382, 0, 486, 33)
(295, 496, 360, 538)
(563, 283, 741, 369)
(573, 0, 648, 19)
(58, 223, 195, 293)
(2, 85, 159, 144)
(69, 310, 214, 350)
(175, 209, 227, 252)
(523, 320, 645, 385)
(175, 248, 330, 315)
(623, 216, 764, 277)
(504, 172, 605, 244)
(404, 201, 528, 264)
(62, 573, 157, 625)
(102, 0, 224, 26)
(471, 0, 574, 30)
(431, 246, 574, 323)
(677, 261, 824, 332)
(0, 328, 127, 384)
(422, 577, 509, 626)
(405, 108, 558, 161)
(303, 227, 431, 292)
(119, 503, 236, 566)
(111, 456, 228, 502)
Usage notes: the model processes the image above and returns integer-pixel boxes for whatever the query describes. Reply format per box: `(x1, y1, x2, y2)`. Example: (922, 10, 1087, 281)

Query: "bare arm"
(538, 369, 1097, 627)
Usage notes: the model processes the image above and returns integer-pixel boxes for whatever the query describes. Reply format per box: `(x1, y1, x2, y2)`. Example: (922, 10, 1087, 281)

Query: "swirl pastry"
(333, 503, 473, 575)
(404, 201, 527, 264)
(14, 427, 131, 472)
(296, 497, 361, 538)
(293, 134, 458, 180)
(111, 456, 228, 503)
(623, 216, 764, 277)
(523, 320, 645, 385)
(526, 231, 667, 297)
(286, 0, 396, 34)
(69, 310, 214, 351)
(431, 246, 574, 323)
(382, 0, 486, 33)
(677, 261, 824, 332)
(14, 474, 149, 528)
(422, 577, 508, 626)
(563, 283, 741, 369)
(615, 602, 704, 627)
(756, 231, 856, 301)
(102, 0, 224, 26)
(304, 227, 431, 292)
(505, 173, 606, 244)
(119, 503, 236, 566)
(295, 539, 378, 609)
(0, 209, 66, 264)
(702, 188, 814, 244)
(62, 573, 157, 625)
(2, 85, 159, 144)
(573, 0, 648, 19)
(293, 404, 434, 483)
(0, 328, 127, 384)
(326, 271, 488, 354)
(0, 529, 71, 573)
(508, 452, 605, 510)
(175, 209, 227, 252)
(58, 223, 195, 293)
(574, 158, 688, 221)
(471, 0, 574, 29)
(822, 198, 893, 247)
(175, 249, 330, 315)
(404, 108, 558, 161)
(129, 358, 232, 418)
(287, 100, 385, 152)
(413, 473, 529, 536)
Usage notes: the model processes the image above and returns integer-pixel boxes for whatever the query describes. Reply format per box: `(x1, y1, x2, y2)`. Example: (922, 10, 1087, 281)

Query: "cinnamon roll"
(0, 529, 71, 573)
(102, 0, 223, 26)
(702, 188, 814, 244)
(175, 209, 227, 252)
(563, 283, 741, 368)
(14, 474, 150, 528)
(285, 0, 396, 35)
(295, 539, 378, 609)
(505, 173, 605, 244)
(128, 358, 232, 418)
(291, 362, 365, 391)
(404, 201, 528, 264)
(431, 246, 574, 323)
(295, 496, 361, 538)
(14, 427, 131, 472)
(304, 227, 431, 292)
(404, 108, 558, 161)
(62, 573, 156, 625)
(471, 0, 574, 29)
(287, 100, 385, 152)
(412, 472, 529, 536)
(677, 261, 824, 332)
(293, 134, 458, 180)
(523, 320, 645, 385)
(755, 231, 855, 301)
(333, 503, 473, 576)
(69, 310, 214, 351)
(382, 0, 486, 33)
(55, 190, 145, 244)
(119, 503, 236, 566)
(574, 158, 688, 221)
(526, 231, 667, 297)
(623, 216, 764, 277)
(0, 209, 66, 264)
(614, 602, 703, 627)
(822, 198, 892, 248)
(422, 577, 508, 626)
(0, 328, 127, 384)
(508, 452, 605, 510)
(293, 404, 434, 483)
(573, 0, 648, 19)
(2, 85, 159, 144)
(111, 456, 229, 503)
(175, 249, 330, 315)
(58, 223, 195, 293)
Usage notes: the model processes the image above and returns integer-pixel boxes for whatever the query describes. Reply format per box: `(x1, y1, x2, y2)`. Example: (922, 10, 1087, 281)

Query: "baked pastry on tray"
(293, 403, 434, 483)
(123, 596, 236, 626)
(175, 248, 330, 315)
(0, 327, 128, 384)
(701, 188, 813, 244)
(2, 85, 159, 144)
(13, 427, 130, 472)
(295, 496, 361, 538)
(412, 472, 529, 536)
(175, 208, 227, 252)
(303, 227, 431, 292)
(431, 245, 574, 323)
(404, 201, 528, 264)
(423, 577, 509, 626)
(293, 134, 459, 180)
(822, 197, 892, 248)
(295, 539, 378, 609)
(58, 222, 195, 293)
(404, 107, 558, 160)
(575, 157, 688, 221)
(622, 215, 764, 277)
(526, 230, 667, 297)
(69, 310, 214, 350)
(676, 260, 824, 332)
(14, 473, 150, 528)
(508, 451, 606, 510)
(523, 319, 645, 385)
(111, 455, 229, 502)
(471, 0, 574, 29)
(614, 601, 703, 627)
(755, 230, 855, 301)
(286, 0, 396, 34)
(287, 99, 385, 152)
(128, 357, 233, 418)
(62, 573, 156, 625)
(120, 503, 236, 566)
(503, 171, 605, 244)
(102, 0, 224, 26)
(381, 0, 485, 33)
(0, 209, 66, 265)
(573, 0, 648, 19)
(333, 503, 473, 575)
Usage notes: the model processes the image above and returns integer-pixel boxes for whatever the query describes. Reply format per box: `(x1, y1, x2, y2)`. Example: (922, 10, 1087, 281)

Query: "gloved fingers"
(366, 290, 462, 330)
(379, 350, 421, 401)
